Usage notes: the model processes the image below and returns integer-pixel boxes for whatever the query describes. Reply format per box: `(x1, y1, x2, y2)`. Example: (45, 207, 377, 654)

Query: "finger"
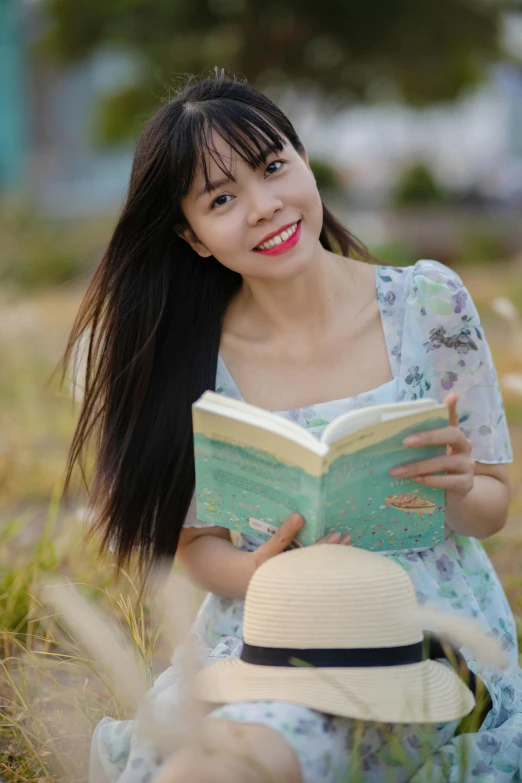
(443, 392, 460, 429)
(414, 474, 474, 491)
(341, 535, 352, 545)
(403, 426, 471, 452)
(443, 392, 460, 455)
(390, 454, 472, 478)
(259, 514, 303, 556)
(316, 531, 342, 545)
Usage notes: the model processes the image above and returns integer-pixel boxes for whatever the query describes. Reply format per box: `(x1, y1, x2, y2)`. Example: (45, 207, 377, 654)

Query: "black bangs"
(173, 99, 286, 204)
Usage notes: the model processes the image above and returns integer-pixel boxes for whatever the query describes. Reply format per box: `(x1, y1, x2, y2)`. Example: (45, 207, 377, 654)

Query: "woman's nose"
(247, 188, 284, 226)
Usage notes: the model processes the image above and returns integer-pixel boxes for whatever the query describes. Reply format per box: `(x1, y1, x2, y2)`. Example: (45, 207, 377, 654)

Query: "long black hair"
(59, 71, 379, 576)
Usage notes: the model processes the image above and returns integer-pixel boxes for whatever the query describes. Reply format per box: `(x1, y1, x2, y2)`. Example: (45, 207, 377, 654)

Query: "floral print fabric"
(91, 260, 520, 783)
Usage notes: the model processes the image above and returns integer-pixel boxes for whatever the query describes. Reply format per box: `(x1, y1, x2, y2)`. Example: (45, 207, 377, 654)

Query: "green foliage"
(0, 523, 57, 649)
(0, 492, 63, 652)
(369, 240, 419, 267)
(392, 163, 451, 206)
(504, 401, 522, 427)
(456, 229, 512, 267)
(309, 158, 340, 192)
(39, 0, 507, 145)
(94, 83, 153, 147)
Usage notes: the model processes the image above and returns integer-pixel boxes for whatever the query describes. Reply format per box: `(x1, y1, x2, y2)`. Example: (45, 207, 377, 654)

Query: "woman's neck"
(224, 247, 365, 343)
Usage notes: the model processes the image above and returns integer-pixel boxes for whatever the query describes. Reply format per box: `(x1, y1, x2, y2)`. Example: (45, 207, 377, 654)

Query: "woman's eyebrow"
(195, 142, 280, 199)
(196, 175, 234, 199)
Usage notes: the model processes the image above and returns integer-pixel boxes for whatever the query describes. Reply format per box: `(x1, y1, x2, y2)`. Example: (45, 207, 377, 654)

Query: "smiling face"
(179, 130, 324, 280)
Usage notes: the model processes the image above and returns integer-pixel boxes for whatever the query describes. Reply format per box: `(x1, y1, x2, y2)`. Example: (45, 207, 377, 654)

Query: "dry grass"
(0, 506, 161, 781)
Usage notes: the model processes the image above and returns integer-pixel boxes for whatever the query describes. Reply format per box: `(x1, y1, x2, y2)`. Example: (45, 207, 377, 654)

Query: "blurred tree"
(40, 0, 509, 145)
(369, 240, 419, 267)
(309, 158, 340, 191)
(457, 229, 511, 266)
(392, 163, 451, 206)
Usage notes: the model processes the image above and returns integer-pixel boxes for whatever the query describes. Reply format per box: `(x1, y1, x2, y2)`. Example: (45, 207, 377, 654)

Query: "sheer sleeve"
(397, 259, 513, 464)
(182, 491, 217, 529)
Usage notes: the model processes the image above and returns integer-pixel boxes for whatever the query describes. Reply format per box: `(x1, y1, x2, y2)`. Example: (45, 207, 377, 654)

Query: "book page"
(198, 391, 322, 451)
(322, 409, 448, 552)
(193, 404, 326, 546)
(320, 398, 442, 445)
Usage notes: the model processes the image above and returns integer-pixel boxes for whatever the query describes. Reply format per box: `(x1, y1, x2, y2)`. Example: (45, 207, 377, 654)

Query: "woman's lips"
(253, 220, 302, 256)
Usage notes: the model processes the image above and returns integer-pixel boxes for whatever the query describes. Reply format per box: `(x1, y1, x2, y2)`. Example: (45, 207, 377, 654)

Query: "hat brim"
(191, 658, 475, 723)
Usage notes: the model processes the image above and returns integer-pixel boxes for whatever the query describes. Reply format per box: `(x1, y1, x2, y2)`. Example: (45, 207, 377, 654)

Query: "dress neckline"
(217, 264, 399, 414)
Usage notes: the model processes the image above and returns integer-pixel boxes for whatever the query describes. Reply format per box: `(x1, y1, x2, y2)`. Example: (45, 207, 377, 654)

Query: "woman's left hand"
(389, 392, 475, 514)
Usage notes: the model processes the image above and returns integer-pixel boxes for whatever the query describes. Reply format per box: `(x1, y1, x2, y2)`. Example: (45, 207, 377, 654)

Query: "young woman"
(61, 72, 522, 783)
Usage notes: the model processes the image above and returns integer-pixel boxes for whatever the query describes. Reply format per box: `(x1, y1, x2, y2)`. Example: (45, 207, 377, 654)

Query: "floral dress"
(90, 260, 522, 783)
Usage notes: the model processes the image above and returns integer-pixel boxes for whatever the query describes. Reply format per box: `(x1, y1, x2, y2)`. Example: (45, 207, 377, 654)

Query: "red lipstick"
(253, 220, 302, 256)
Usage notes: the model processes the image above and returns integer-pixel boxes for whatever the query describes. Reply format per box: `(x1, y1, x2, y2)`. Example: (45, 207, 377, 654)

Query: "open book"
(193, 392, 449, 553)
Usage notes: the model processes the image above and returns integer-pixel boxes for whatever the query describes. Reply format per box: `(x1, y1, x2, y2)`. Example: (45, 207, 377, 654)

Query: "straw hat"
(192, 545, 501, 723)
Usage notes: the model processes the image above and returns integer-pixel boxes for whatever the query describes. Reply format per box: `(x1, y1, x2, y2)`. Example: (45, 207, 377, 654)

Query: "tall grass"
(0, 495, 163, 781)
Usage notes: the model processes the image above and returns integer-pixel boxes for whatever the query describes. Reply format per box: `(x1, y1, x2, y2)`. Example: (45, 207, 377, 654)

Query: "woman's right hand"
(251, 513, 351, 571)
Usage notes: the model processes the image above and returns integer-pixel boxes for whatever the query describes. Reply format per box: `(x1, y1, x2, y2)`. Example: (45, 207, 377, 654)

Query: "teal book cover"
(322, 416, 448, 551)
(194, 433, 323, 546)
(194, 414, 447, 552)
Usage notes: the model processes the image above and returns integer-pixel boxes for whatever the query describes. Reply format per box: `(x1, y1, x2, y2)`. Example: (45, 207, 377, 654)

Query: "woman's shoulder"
(377, 258, 468, 311)
(385, 258, 465, 289)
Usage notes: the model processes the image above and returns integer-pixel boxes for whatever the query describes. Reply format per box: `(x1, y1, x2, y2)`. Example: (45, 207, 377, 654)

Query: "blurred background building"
(1, 0, 135, 214)
(0, 0, 28, 194)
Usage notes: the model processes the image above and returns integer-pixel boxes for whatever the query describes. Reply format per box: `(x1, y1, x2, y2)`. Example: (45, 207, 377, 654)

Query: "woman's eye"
(210, 161, 285, 208)
(210, 194, 232, 209)
(266, 160, 285, 175)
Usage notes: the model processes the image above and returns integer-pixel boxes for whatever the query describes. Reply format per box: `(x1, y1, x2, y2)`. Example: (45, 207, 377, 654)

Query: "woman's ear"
(177, 227, 213, 258)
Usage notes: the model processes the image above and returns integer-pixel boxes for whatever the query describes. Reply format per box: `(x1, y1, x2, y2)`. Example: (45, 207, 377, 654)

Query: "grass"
(0, 501, 166, 782)
(0, 262, 522, 780)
